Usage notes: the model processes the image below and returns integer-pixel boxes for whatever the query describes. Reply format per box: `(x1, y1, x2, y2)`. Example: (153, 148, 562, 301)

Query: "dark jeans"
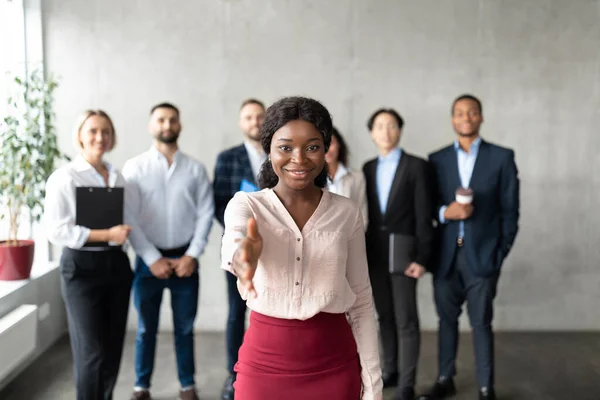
(225, 270, 247, 374)
(133, 254, 199, 389)
(60, 247, 132, 400)
(434, 246, 499, 388)
(369, 266, 420, 388)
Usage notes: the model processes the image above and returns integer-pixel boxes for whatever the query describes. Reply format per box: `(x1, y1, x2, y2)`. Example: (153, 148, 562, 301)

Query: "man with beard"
(419, 95, 519, 400)
(213, 98, 266, 400)
(123, 103, 214, 400)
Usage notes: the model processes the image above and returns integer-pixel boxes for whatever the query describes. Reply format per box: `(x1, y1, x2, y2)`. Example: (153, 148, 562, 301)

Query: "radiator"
(0, 304, 38, 382)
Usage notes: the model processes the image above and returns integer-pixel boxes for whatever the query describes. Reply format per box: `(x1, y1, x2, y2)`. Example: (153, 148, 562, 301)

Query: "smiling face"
(270, 119, 326, 191)
(452, 98, 483, 137)
(78, 115, 114, 161)
(239, 102, 265, 142)
(149, 106, 181, 144)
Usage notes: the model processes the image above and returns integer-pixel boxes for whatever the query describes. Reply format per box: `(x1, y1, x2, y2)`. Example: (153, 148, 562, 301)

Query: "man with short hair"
(124, 103, 214, 400)
(420, 94, 519, 400)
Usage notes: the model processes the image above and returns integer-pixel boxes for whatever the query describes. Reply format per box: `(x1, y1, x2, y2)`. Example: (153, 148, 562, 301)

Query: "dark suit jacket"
(429, 139, 520, 278)
(363, 152, 436, 270)
(213, 144, 257, 227)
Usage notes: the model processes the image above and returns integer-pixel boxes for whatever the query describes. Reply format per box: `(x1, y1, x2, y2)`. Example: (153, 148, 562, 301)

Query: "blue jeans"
(133, 256, 199, 389)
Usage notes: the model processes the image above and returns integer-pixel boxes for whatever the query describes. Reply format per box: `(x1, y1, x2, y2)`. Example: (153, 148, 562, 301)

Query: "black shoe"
(417, 377, 456, 399)
(382, 371, 399, 388)
(393, 386, 415, 400)
(479, 387, 496, 400)
(220, 374, 235, 400)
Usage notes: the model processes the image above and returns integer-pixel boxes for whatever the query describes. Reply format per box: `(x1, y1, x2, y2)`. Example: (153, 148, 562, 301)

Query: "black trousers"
(433, 246, 499, 388)
(60, 247, 133, 400)
(369, 266, 420, 388)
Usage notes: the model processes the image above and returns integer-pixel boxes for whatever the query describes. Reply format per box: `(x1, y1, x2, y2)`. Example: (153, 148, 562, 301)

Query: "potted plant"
(0, 68, 68, 280)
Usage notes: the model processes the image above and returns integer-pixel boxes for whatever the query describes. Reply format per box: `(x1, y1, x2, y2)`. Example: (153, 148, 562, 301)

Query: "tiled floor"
(1, 331, 598, 399)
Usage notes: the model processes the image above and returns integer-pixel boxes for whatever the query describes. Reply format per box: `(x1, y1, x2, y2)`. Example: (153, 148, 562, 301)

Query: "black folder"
(76, 187, 124, 247)
(388, 233, 417, 275)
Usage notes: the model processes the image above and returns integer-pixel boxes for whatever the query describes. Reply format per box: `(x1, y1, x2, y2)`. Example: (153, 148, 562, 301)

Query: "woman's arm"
(345, 208, 383, 399)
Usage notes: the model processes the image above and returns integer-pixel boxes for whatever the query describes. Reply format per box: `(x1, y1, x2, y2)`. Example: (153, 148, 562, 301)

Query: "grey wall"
(42, 0, 600, 331)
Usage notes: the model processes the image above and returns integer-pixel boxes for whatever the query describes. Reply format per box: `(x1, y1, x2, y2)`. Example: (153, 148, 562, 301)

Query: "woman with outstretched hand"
(220, 96, 383, 400)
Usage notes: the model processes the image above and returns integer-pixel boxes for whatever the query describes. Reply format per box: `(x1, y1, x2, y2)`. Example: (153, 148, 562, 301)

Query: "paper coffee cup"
(455, 193, 473, 204)
(455, 188, 473, 204)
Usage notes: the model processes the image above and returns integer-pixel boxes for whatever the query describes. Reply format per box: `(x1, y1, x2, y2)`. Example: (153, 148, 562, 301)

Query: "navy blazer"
(213, 144, 257, 228)
(429, 139, 520, 278)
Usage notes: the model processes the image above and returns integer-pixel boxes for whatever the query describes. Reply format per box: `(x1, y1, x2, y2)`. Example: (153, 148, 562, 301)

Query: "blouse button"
(297, 238, 301, 242)
(296, 257, 300, 261)
(295, 281, 299, 286)
(227, 262, 231, 265)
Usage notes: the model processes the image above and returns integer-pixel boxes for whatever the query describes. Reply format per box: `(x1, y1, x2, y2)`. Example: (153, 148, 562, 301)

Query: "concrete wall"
(42, 0, 600, 331)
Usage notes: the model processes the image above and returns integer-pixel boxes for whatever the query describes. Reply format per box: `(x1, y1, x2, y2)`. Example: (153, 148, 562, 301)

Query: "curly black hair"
(258, 97, 332, 189)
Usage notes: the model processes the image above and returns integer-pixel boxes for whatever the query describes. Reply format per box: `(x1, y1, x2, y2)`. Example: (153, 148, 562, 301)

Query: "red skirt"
(234, 311, 361, 400)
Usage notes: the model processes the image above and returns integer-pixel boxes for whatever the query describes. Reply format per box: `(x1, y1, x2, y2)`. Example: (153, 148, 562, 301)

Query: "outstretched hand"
(232, 218, 263, 298)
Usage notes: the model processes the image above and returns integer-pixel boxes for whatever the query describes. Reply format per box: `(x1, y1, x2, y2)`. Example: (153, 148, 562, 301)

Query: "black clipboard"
(76, 187, 124, 247)
(388, 233, 417, 275)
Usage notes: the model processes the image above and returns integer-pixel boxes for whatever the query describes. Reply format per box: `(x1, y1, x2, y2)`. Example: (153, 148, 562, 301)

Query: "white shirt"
(327, 163, 368, 228)
(122, 146, 214, 266)
(43, 155, 156, 257)
(244, 140, 267, 180)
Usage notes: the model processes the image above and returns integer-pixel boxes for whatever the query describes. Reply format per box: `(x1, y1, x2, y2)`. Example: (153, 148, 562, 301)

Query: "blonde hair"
(73, 109, 117, 151)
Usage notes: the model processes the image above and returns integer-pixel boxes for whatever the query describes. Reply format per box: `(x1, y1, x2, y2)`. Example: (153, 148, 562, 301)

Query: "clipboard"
(76, 187, 124, 247)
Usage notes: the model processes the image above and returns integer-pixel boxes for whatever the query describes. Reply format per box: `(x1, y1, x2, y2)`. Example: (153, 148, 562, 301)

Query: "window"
(0, 0, 50, 265)
(0, 0, 26, 117)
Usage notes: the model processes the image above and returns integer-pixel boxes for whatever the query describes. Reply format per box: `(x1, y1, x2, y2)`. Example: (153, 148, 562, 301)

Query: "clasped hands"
(149, 255, 197, 279)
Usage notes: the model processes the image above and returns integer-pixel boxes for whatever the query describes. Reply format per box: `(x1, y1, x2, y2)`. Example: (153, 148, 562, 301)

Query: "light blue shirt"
(439, 137, 481, 238)
(376, 148, 402, 214)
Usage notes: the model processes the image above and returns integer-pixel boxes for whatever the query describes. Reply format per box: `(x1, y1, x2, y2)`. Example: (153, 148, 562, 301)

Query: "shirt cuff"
(140, 248, 162, 268)
(185, 239, 206, 260)
(74, 226, 92, 249)
(439, 206, 448, 224)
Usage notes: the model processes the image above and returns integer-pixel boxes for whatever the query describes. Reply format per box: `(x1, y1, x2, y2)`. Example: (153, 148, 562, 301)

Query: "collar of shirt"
(244, 140, 266, 161)
(378, 147, 402, 163)
(244, 140, 267, 178)
(331, 162, 349, 184)
(149, 145, 182, 163)
(453, 136, 482, 154)
(73, 154, 118, 187)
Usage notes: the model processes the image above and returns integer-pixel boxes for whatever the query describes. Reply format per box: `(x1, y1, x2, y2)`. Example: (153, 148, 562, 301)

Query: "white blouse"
(327, 163, 368, 228)
(43, 155, 156, 258)
(221, 189, 383, 399)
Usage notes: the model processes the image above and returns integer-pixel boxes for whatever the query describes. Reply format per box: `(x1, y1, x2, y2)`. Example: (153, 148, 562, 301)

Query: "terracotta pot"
(0, 240, 35, 281)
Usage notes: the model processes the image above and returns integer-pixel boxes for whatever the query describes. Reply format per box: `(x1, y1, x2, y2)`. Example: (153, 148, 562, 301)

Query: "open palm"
(232, 218, 263, 297)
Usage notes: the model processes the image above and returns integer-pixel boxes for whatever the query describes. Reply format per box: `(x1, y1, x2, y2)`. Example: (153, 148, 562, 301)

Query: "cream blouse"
(221, 188, 383, 399)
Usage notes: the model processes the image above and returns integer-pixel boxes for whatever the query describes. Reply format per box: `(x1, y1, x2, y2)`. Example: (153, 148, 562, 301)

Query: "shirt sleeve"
(345, 207, 384, 399)
(220, 191, 253, 273)
(185, 164, 215, 259)
(122, 176, 162, 266)
(439, 205, 448, 223)
(43, 171, 90, 248)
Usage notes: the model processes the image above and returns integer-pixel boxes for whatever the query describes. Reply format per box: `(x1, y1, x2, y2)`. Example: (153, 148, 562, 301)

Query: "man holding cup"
(421, 95, 520, 400)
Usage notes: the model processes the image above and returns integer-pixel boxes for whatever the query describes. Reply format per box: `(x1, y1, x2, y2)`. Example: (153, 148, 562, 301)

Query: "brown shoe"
(179, 388, 199, 400)
(130, 390, 152, 400)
